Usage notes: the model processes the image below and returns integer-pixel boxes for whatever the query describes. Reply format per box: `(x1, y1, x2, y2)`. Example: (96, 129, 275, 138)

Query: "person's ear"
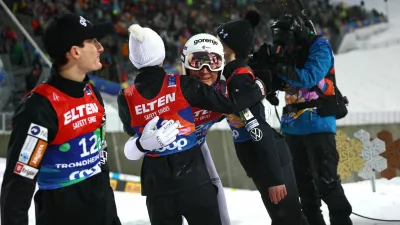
(68, 45, 81, 60)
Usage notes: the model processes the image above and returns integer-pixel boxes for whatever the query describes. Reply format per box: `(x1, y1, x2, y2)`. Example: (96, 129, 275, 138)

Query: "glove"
(276, 63, 301, 83)
(266, 92, 279, 106)
(138, 116, 179, 151)
(124, 116, 179, 160)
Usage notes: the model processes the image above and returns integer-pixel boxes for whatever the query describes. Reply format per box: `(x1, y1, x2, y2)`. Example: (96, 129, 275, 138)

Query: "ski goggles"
(184, 51, 224, 71)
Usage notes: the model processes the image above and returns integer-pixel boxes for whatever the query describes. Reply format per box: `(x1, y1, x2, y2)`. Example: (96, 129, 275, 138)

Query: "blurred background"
(0, 0, 399, 224)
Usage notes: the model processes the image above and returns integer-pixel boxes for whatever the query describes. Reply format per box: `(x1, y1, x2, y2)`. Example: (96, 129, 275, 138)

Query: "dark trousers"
(146, 183, 222, 225)
(253, 163, 309, 225)
(285, 133, 353, 225)
(34, 173, 121, 225)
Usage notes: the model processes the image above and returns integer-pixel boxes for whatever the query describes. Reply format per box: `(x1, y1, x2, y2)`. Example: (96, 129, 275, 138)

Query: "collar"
(46, 66, 89, 98)
(223, 58, 247, 80)
(135, 66, 166, 82)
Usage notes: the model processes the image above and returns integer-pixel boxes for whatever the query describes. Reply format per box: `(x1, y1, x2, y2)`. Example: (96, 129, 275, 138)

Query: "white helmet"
(181, 33, 225, 75)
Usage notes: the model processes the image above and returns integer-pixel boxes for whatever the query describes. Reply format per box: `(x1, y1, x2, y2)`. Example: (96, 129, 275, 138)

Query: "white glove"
(139, 116, 179, 151)
(124, 116, 179, 160)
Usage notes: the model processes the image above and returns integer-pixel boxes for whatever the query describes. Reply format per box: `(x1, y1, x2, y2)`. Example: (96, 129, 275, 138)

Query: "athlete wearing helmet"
(119, 25, 266, 225)
(181, 33, 230, 225)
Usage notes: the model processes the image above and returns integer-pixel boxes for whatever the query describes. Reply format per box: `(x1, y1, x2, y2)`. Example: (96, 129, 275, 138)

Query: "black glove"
(248, 43, 285, 94)
(266, 92, 279, 106)
(276, 63, 301, 83)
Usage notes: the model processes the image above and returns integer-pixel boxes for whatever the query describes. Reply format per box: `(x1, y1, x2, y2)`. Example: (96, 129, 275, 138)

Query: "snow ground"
(0, 158, 400, 225)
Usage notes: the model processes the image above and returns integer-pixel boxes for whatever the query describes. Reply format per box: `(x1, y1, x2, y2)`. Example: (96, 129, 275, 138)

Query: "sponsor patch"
(85, 87, 92, 95)
(255, 79, 265, 96)
(27, 123, 48, 141)
(100, 150, 108, 165)
(14, 162, 38, 179)
(178, 127, 191, 135)
(18, 151, 31, 164)
(241, 108, 254, 121)
(245, 119, 259, 131)
(167, 75, 176, 87)
(28, 139, 48, 167)
(250, 128, 263, 141)
(18, 135, 38, 163)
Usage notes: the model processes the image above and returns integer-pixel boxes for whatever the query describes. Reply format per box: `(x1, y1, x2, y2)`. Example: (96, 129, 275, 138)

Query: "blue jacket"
(279, 37, 336, 135)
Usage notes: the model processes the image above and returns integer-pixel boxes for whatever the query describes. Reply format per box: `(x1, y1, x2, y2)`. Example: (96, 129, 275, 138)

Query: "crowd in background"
(0, 0, 387, 107)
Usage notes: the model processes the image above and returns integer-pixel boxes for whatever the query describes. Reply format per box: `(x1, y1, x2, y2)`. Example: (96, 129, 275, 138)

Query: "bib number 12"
(79, 134, 101, 157)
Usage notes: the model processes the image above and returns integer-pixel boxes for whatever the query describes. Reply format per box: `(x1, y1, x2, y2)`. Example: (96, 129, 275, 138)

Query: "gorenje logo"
(155, 138, 188, 153)
(193, 39, 218, 45)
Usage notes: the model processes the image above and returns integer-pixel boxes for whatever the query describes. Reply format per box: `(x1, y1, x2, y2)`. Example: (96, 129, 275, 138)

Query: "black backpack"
(311, 69, 349, 120)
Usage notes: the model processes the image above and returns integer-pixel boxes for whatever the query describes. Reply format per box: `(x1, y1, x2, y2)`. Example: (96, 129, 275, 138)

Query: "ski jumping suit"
(0, 70, 121, 225)
(224, 59, 308, 225)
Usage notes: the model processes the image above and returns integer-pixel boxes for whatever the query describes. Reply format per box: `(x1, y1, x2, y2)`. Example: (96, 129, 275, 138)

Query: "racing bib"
(32, 84, 105, 190)
(125, 74, 198, 157)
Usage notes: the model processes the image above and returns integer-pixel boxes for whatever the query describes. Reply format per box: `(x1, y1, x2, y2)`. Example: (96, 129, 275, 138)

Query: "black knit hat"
(216, 10, 260, 58)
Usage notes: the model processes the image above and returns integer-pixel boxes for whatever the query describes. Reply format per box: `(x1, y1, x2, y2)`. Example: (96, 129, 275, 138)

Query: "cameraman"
(268, 14, 352, 225)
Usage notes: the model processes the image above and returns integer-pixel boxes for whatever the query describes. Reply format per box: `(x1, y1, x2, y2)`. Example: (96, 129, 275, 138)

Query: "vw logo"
(250, 128, 263, 141)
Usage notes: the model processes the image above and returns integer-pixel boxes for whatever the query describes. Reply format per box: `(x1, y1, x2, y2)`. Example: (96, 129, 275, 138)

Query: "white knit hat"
(128, 24, 165, 69)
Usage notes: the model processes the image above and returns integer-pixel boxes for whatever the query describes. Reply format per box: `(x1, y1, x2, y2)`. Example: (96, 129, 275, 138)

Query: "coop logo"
(69, 162, 102, 181)
(154, 138, 188, 153)
(27, 123, 48, 141)
(193, 39, 218, 45)
(232, 130, 239, 139)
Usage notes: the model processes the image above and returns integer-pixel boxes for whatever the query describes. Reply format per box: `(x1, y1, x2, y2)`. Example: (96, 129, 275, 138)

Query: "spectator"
(3, 0, 387, 84)
(25, 56, 42, 92)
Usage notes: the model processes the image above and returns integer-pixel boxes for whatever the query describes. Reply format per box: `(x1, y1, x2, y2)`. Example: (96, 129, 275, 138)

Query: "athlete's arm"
(226, 74, 285, 187)
(117, 89, 136, 137)
(238, 102, 287, 204)
(238, 102, 284, 186)
(180, 75, 264, 113)
(1, 94, 57, 225)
